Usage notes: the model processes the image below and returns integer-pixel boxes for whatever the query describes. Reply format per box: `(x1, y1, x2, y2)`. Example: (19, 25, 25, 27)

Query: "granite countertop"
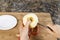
(0, 0, 59, 12)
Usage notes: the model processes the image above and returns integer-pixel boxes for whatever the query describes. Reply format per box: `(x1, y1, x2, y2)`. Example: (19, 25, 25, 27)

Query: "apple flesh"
(23, 13, 38, 28)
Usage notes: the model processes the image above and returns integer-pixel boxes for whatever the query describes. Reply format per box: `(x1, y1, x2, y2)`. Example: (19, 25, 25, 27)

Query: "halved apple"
(23, 13, 38, 28)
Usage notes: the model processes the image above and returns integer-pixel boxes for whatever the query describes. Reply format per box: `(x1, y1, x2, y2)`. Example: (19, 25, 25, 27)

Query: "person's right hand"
(47, 24, 60, 38)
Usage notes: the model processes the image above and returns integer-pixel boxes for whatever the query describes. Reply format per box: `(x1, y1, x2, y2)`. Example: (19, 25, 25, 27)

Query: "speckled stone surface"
(0, 0, 59, 12)
(0, 0, 60, 25)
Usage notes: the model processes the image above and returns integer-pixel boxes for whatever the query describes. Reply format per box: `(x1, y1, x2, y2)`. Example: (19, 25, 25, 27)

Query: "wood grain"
(0, 12, 56, 40)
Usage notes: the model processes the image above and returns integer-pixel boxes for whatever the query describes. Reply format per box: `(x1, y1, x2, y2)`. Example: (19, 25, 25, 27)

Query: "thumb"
(26, 21, 31, 26)
(22, 20, 31, 35)
(25, 20, 31, 28)
(23, 20, 31, 32)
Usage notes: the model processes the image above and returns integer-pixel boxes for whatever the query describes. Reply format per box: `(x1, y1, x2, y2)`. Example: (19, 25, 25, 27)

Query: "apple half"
(23, 13, 38, 28)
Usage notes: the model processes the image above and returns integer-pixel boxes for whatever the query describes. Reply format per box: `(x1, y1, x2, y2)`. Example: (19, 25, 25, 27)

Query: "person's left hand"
(17, 20, 31, 40)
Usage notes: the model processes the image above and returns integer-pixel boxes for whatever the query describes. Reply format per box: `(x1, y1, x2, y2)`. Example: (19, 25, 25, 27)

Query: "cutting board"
(0, 12, 56, 40)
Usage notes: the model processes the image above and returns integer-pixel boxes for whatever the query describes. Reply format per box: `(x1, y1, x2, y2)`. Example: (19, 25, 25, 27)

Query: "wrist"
(20, 35, 29, 40)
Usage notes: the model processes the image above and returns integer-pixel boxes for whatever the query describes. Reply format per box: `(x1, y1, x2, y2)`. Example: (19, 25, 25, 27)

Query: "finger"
(24, 20, 31, 30)
(22, 20, 31, 35)
(25, 20, 31, 27)
(46, 24, 58, 37)
(46, 24, 54, 31)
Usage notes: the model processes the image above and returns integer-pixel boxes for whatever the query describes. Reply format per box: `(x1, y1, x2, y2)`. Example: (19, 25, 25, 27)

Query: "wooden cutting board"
(0, 12, 55, 40)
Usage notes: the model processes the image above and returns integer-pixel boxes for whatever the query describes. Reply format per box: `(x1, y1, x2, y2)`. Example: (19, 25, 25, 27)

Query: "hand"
(47, 24, 60, 38)
(19, 20, 31, 40)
